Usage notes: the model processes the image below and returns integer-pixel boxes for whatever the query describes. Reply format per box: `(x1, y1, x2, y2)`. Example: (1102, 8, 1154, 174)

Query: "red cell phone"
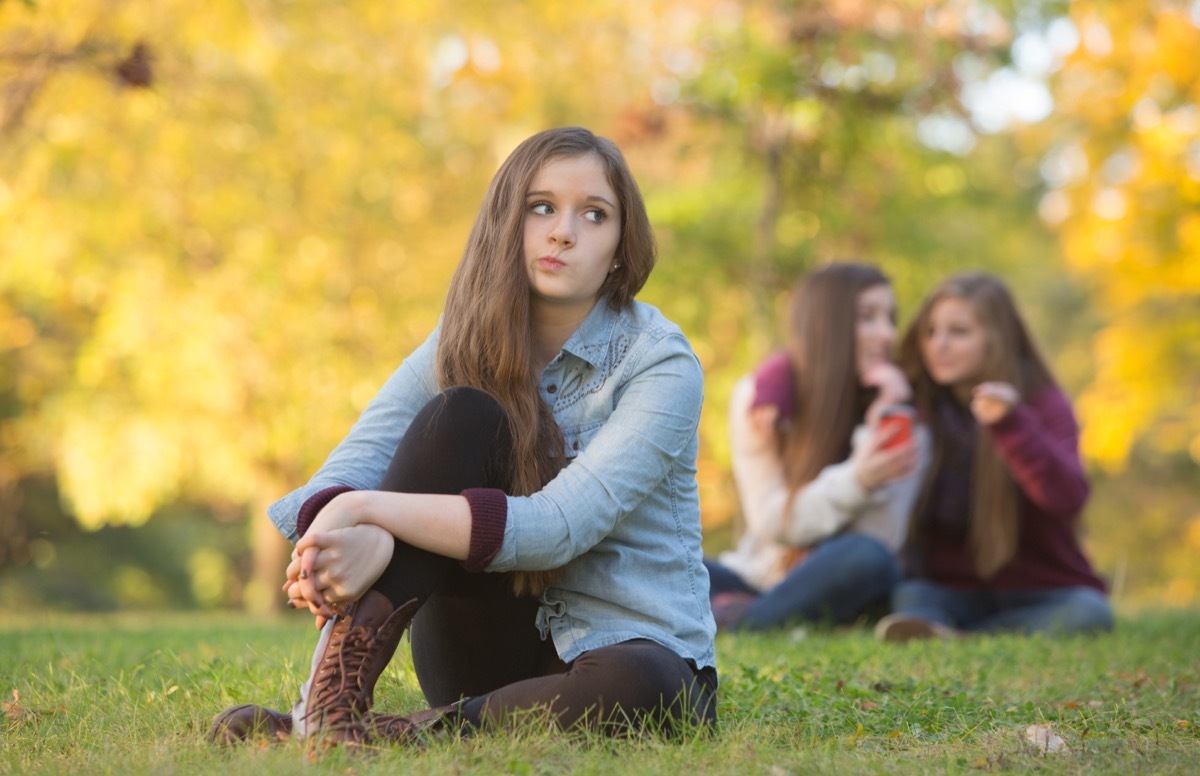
(878, 405, 914, 451)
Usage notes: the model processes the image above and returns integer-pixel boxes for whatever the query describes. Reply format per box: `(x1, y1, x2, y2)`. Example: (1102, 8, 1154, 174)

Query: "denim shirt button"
(572, 441, 579, 450)
(547, 384, 557, 394)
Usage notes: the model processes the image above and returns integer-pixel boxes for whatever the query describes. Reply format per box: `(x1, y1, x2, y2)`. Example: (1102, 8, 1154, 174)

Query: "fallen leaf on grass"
(4, 690, 26, 721)
(1063, 699, 1103, 710)
(845, 722, 865, 748)
(1024, 723, 1069, 754)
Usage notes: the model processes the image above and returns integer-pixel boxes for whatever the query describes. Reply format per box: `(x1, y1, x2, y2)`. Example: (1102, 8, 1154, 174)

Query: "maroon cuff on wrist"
(296, 485, 356, 538)
(461, 488, 508, 572)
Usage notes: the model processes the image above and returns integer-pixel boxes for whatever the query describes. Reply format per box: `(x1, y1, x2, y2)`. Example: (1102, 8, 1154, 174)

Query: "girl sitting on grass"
(705, 263, 925, 631)
(875, 271, 1113, 641)
(210, 126, 717, 746)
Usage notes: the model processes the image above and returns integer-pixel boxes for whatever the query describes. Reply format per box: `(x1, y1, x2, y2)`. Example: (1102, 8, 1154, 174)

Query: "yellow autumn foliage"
(1046, 1, 1200, 471)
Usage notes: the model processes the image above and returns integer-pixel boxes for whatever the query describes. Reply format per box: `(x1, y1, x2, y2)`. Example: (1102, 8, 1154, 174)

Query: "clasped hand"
(281, 492, 395, 629)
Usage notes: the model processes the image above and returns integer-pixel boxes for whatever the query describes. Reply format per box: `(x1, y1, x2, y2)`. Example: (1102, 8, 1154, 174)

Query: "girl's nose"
(549, 215, 575, 247)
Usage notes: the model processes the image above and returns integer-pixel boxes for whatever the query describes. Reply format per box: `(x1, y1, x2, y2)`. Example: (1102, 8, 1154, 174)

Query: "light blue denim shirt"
(268, 300, 717, 670)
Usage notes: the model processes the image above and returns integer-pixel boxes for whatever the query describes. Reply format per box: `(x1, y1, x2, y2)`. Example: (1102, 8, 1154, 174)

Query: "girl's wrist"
(344, 490, 377, 528)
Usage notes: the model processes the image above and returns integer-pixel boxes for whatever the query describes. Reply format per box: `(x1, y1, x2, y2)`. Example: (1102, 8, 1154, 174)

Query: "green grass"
(2, 609, 1198, 774)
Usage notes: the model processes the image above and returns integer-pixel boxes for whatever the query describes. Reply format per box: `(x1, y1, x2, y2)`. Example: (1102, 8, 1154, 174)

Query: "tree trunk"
(245, 504, 291, 614)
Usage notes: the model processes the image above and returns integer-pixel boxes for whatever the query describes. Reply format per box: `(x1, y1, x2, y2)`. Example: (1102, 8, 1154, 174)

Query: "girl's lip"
(536, 256, 565, 269)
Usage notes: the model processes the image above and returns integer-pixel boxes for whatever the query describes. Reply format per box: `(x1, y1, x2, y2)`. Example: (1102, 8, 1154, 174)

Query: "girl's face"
(920, 296, 990, 388)
(523, 153, 621, 318)
(855, 284, 897, 380)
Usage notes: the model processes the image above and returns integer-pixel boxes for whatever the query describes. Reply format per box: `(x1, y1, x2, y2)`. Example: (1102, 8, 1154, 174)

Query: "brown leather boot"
(206, 703, 456, 748)
(208, 703, 293, 744)
(294, 590, 420, 745)
(370, 702, 462, 745)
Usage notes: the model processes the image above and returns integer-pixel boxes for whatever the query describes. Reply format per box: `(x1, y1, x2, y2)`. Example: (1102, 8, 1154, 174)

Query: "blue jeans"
(705, 533, 900, 630)
(891, 579, 1114, 635)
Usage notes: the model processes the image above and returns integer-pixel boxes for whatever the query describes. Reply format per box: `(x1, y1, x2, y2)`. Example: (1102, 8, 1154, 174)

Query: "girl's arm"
(724, 374, 868, 546)
(986, 384, 1090, 516)
(728, 375, 805, 543)
(288, 491, 471, 613)
(730, 376, 917, 549)
(487, 330, 705, 571)
(297, 328, 704, 588)
(299, 490, 471, 560)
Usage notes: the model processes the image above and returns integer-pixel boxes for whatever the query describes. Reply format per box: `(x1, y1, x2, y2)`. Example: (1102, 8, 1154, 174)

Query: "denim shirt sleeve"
(266, 327, 442, 542)
(488, 329, 704, 570)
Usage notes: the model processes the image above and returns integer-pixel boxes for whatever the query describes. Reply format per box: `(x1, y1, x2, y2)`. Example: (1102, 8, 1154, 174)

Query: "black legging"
(366, 386, 717, 735)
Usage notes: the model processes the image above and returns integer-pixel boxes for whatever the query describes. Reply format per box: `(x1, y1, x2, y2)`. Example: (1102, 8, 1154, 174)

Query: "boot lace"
(304, 624, 379, 733)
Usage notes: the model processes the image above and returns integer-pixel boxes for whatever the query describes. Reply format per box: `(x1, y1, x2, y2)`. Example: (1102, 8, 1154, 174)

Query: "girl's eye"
(583, 208, 607, 224)
(530, 202, 553, 216)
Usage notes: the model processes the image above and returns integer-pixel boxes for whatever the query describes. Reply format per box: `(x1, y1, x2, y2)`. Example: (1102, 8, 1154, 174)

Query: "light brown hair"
(778, 262, 891, 495)
(436, 127, 656, 595)
(899, 271, 1056, 577)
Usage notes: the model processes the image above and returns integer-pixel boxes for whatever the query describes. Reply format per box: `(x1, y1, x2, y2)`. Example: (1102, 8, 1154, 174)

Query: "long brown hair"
(899, 271, 1056, 578)
(437, 127, 656, 595)
(778, 262, 891, 495)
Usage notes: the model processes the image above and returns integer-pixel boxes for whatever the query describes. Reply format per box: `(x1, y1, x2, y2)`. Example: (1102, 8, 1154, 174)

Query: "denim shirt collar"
(556, 300, 621, 371)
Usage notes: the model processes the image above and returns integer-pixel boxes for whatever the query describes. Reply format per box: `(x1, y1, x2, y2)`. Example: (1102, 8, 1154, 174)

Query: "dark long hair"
(899, 271, 1057, 577)
(436, 127, 656, 595)
(779, 262, 891, 496)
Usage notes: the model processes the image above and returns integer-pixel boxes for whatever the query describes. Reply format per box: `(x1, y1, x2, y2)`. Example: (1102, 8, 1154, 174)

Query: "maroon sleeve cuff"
(296, 485, 356, 538)
(461, 487, 508, 572)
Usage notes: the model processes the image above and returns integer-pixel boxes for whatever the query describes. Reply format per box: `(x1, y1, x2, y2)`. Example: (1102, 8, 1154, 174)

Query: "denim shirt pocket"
(561, 420, 604, 462)
(535, 596, 568, 639)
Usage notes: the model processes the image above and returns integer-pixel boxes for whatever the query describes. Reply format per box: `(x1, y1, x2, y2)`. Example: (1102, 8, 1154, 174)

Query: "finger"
(282, 558, 301, 591)
(298, 547, 324, 608)
(284, 580, 304, 604)
(295, 527, 340, 555)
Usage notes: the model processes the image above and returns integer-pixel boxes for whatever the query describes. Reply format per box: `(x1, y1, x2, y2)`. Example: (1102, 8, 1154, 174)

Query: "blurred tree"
(0, 0, 722, 610)
(656, 0, 1081, 537)
(1035, 1, 1200, 472)
(1027, 0, 1200, 604)
(2, 0, 1194, 610)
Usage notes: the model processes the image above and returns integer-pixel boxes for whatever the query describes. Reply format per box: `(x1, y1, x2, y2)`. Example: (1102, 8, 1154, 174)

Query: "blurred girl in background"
(875, 271, 1112, 641)
(705, 262, 925, 631)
